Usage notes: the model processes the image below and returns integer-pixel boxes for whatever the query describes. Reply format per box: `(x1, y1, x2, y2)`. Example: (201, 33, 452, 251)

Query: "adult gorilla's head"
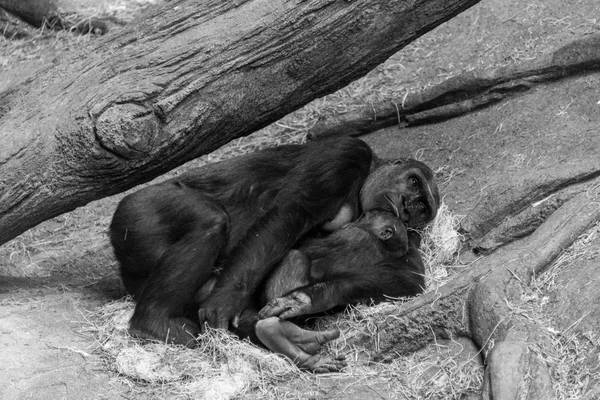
(360, 158, 440, 228)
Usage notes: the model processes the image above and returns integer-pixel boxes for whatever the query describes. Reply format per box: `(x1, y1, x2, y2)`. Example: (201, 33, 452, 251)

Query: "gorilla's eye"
(409, 177, 419, 190)
(416, 202, 426, 212)
(379, 228, 394, 241)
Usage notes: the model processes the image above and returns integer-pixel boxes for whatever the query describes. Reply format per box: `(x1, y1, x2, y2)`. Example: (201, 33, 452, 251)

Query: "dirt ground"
(1, 0, 599, 399)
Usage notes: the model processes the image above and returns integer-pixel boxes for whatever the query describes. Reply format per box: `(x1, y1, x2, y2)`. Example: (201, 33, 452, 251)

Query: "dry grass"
(420, 202, 463, 290)
(54, 0, 164, 26)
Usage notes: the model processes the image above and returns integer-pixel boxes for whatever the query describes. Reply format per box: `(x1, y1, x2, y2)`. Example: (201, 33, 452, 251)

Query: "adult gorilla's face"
(360, 159, 440, 228)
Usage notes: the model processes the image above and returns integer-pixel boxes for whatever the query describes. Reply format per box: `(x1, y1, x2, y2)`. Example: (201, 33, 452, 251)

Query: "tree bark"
(0, 0, 481, 246)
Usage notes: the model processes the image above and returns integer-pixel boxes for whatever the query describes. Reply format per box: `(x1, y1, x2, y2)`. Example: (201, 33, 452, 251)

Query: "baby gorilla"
(257, 210, 424, 320)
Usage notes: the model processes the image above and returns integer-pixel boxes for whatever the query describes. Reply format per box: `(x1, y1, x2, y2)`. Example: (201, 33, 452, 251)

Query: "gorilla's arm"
(258, 246, 425, 320)
(198, 138, 373, 329)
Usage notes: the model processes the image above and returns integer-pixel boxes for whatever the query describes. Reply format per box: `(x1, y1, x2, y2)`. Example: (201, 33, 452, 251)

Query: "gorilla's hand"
(258, 291, 312, 320)
(198, 291, 248, 330)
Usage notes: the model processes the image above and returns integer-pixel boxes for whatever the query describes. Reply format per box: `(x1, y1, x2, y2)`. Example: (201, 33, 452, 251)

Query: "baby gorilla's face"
(356, 210, 408, 254)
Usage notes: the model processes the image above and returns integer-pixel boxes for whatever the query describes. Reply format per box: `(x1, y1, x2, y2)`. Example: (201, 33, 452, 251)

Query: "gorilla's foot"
(129, 314, 200, 348)
(255, 317, 346, 373)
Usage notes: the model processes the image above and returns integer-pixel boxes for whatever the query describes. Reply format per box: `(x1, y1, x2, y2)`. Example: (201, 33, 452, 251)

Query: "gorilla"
(109, 137, 439, 371)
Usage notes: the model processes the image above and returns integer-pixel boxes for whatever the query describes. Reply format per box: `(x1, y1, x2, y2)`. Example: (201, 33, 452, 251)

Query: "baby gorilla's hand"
(258, 291, 312, 320)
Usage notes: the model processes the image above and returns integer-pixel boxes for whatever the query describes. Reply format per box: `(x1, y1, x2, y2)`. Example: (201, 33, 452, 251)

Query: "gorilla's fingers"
(198, 309, 207, 325)
(312, 357, 348, 373)
(258, 299, 289, 319)
(232, 313, 240, 329)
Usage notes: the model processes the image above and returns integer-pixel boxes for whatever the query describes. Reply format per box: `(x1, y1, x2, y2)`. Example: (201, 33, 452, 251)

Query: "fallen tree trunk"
(0, 0, 481, 246)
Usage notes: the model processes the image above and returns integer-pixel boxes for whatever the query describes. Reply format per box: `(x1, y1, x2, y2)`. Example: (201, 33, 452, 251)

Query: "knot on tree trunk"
(95, 103, 163, 160)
